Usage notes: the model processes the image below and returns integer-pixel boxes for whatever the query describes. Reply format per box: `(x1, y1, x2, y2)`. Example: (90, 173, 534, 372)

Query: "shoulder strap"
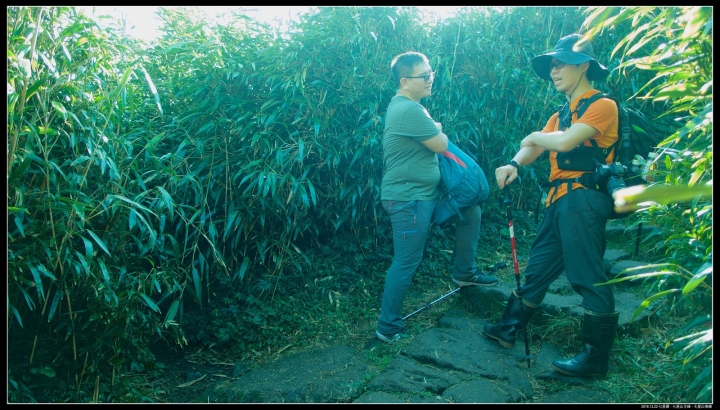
(557, 103, 570, 130)
(575, 92, 607, 119)
(557, 92, 608, 130)
(575, 92, 623, 163)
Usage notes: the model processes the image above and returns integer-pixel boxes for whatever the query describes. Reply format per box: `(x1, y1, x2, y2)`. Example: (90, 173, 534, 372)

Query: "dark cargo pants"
(518, 188, 615, 314)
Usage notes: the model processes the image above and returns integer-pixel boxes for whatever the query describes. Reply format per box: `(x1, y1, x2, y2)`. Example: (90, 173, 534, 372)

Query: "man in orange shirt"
(484, 34, 620, 378)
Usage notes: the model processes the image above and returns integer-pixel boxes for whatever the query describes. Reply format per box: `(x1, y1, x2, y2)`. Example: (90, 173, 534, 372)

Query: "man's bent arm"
(422, 133, 448, 153)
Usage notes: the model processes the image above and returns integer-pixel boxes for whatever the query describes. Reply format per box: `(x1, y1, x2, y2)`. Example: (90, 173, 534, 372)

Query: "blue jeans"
(377, 200, 482, 335)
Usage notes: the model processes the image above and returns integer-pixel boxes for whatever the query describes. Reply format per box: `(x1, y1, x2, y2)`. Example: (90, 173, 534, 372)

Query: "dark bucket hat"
(531, 33, 609, 82)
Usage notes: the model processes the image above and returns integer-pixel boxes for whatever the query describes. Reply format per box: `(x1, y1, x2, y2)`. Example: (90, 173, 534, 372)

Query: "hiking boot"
(483, 292, 536, 348)
(551, 311, 619, 377)
(375, 329, 409, 344)
(452, 272, 499, 287)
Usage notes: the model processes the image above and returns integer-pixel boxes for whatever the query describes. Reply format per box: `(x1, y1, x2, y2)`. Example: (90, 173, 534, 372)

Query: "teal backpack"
(432, 141, 489, 225)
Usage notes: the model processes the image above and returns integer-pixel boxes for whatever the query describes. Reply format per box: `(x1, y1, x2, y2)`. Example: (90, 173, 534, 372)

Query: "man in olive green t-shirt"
(375, 52, 498, 344)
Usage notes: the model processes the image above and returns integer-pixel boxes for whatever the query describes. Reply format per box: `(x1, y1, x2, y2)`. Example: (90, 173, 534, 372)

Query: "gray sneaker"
(453, 273, 499, 287)
(375, 329, 409, 344)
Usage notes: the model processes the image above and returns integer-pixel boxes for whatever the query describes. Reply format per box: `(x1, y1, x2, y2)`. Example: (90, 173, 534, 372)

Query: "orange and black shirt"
(542, 90, 619, 207)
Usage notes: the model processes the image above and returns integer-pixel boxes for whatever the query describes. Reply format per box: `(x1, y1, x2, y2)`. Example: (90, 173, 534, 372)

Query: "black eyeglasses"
(404, 71, 435, 82)
(549, 61, 566, 71)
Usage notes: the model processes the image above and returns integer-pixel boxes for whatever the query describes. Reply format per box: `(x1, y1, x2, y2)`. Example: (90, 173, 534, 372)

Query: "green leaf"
(681, 6, 709, 39)
(37, 126, 57, 135)
(111, 65, 134, 99)
(98, 259, 111, 282)
(613, 184, 712, 213)
(8, 156, 32, 186)
(140, 64, 163, 114)
(129, 208, 137, 230)
(678, 314, 711, 335)
(108, 194, 158, 218)
(27, 263, 45, 302)
(14, 210, 25, 237)
(682, 268, 709, 296)
(235, 257, 250, 281)
(86, 230, 110, 256)
(81, 235, 94, 260)
(140, 293, 161, 313)
(153, 270, 161, 294)
(157, 186, 174, 216)
(198, 120, 215, 134)
(597, 265, 672, 285)
(31, 366, 56, 378)
(164, 300, 180, 323)
(631, 289, 678, 321)
(61, 43, 71, 63)
(51, 101, 68, 121)
(9, 299, 23, 328)
(307, 180, 317, 206)
(225, 211, 239, 240)
(18, 285, 36, 311)
(35, 263, 56, 281)
(47, 290, 63, 322)
(260, 99, 282, 111)
(192, 268, 202, 306)
(24, 78, 45, 101)
(70, 155, 90, 167)
(145, 132, 166, 152)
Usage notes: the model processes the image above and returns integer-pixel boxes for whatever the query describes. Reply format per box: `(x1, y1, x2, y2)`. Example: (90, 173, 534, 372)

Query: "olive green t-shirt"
(381, 95, 441, 201)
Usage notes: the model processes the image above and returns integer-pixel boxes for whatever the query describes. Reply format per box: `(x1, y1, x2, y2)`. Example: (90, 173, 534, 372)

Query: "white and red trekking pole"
(504, 186, 532, 368)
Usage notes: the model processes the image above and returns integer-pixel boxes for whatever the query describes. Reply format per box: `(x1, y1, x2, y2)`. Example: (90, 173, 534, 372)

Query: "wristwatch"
(506, 160, 519, 169)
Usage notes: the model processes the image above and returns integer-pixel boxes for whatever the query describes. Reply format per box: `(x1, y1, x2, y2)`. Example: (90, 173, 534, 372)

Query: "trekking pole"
(504, 185, 532, 368)
(403, 261, 507, 321)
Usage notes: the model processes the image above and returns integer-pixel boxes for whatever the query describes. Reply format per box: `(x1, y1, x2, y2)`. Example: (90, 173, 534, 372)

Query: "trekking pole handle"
(503, 184, 512, 205)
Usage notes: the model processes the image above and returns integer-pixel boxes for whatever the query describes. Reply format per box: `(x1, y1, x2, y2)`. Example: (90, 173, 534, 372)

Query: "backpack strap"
(575, 92, 622, 164)
(574, 92, 607, 118)
(557, 92, 606, 129)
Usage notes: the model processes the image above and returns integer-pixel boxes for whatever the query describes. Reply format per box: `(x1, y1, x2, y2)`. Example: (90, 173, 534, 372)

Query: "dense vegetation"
(7, 6, 711, 403)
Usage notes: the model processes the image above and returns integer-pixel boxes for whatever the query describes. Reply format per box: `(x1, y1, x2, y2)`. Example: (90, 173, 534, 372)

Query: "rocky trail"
(151, 222, 657, 403)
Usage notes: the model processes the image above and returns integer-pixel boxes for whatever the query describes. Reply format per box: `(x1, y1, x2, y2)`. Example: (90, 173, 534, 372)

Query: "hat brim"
(532, 52, 609, 81)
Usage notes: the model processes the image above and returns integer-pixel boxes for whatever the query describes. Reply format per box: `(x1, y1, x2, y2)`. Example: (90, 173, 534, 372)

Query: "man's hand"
(495, 165, 518, 189)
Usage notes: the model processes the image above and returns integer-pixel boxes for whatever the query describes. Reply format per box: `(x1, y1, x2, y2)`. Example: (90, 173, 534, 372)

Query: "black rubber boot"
(483, 293, 536, 348)
(551, 311, 619, 377)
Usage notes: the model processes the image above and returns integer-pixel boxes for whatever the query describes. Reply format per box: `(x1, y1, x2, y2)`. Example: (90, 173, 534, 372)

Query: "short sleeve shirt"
(543, 90, 619, 206)
(381, 95, 441, 201)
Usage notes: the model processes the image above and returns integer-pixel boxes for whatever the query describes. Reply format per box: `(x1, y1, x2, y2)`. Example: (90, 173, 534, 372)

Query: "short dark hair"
(391, 51, 429, 88)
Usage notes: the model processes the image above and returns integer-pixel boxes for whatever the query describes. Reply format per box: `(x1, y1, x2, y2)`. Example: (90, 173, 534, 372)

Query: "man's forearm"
(512, 144, 545, 167)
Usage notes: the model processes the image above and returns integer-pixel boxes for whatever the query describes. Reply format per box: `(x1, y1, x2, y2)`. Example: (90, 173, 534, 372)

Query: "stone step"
(463, 275, 654, 333)
(603, 248, 631, 272)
